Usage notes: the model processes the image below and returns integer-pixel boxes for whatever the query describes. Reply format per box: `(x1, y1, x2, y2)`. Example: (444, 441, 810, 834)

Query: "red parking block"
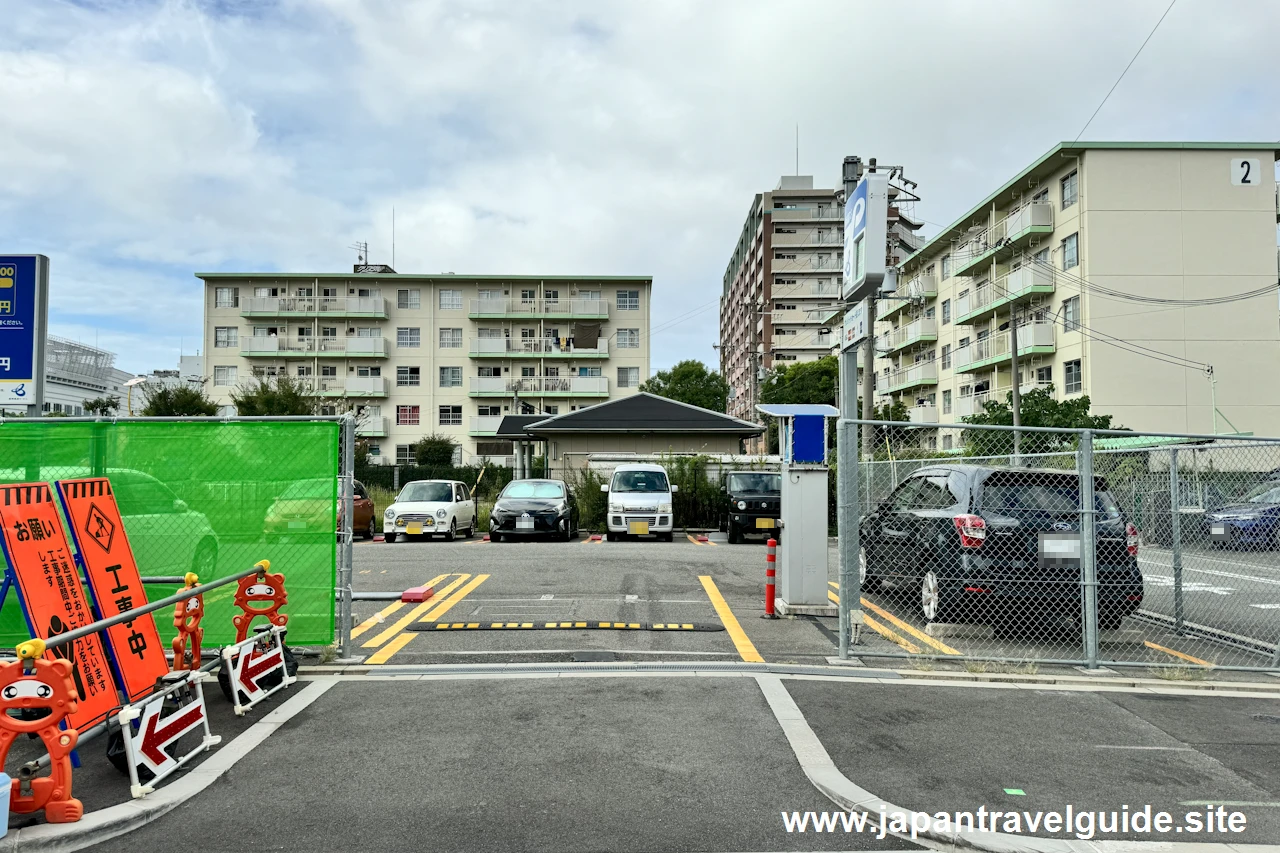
(402, 586, 435, 603)
(483, 534, 491, 542)
(696, 535, 710, 543)
(590, 534, 603, 541)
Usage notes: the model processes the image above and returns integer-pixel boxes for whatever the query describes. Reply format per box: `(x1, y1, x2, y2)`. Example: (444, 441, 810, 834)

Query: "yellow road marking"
(363, 574, 470, 647)
(365, 632, 416, 665)
(704, 538, 717, 546)
(351, 572, 450, 639)
(699, 575, 764, 663)
(421, 574, 490, 622)
(686, 534, 703, 546)
(863, 613, 922, 654)
(1145, 640, 1214, 668)
(829, 582, 962, 656)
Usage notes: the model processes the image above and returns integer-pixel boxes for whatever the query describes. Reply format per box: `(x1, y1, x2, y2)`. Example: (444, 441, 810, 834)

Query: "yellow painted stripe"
(365, 632, 416, 665)
(686, 534, 703, 546)
(698, 575, 764, 663)
(828, 582, 961, 656)
(363, 574, 470, 647)
(1145, 640, 1214, 668)
(351, 601, 406, 639)
(421, 574, 490, 622)
(703, 538, 717, 547)
(863, 613, 922, 654)
(521, 622, 532, 628)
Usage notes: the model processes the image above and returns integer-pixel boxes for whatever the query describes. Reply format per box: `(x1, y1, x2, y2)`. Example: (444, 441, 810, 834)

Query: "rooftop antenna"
(391, 207, 396, 269)
(349, 241, 368, 264)
(795, 123, 799, 175)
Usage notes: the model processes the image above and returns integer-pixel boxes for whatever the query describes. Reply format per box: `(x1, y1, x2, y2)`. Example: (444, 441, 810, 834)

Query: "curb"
(890, 667, 1280, 694)
(1, 680, 336, 853)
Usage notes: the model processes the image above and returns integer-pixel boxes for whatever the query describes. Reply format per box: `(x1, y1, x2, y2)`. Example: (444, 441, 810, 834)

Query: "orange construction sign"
(57, 478, 168, 702)
(0, 483, 120, 730)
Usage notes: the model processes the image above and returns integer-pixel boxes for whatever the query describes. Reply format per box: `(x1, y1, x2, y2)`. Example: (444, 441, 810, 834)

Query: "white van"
(601, 463, 678, 542)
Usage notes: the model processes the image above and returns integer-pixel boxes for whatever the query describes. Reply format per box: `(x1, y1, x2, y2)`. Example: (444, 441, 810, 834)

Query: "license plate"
(1039, 533, 1081, 567)
(755, 518, 775, 529)
(406, 523, 422, 535)
(1211, 524, 1226, 536)
(517, 518, 535, 530)
(629, 521, 649, 535)
(287, 521, 306, 530)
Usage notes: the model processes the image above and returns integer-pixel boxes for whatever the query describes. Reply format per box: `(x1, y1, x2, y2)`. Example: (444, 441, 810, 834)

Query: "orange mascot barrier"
(172, 572, 205, 672)
(232, 560, 289, 643)
(0, 646, 84, 823)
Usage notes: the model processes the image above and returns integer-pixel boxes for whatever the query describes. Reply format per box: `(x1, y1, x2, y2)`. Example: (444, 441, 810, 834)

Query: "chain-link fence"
(0, 417, 344, 649)
(839, 420, 1280, 673)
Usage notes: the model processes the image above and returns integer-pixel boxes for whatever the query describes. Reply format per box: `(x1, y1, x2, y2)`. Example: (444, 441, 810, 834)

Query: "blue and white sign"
(841, 172, 890, 303)
(841, 299, 868, 352)
(0, 255, 49, 409)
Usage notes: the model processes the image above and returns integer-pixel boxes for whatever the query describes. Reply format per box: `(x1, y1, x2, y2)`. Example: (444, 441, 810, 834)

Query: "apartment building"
(198, 271, 652, 464)
(876, 142, 1280, 446)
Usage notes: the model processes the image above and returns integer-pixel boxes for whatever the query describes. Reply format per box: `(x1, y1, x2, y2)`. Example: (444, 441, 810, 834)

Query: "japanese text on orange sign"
(0, 483, 119, 729)
(58, 479, 168, 702)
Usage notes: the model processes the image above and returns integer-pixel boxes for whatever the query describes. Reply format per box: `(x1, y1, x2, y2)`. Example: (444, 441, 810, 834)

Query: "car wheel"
(920, 569, 951, 624)
(384, 531, 397, 543)
(463, 520, 473, 539)
(660, 532, 674, 542)
(859, 546, 880, 592)
(444, 519, 457, 542)
(191, 539, 218, 578)
(491, 532, 502, 543)
(1098, 609, 1127, 631)
(562, 520, 574, 541)
(363, 517, 376, 540)
(606, 532, 618, 542)
(727, 524, 741, 545)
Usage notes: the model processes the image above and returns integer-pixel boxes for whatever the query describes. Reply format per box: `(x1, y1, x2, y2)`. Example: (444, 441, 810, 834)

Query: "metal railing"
(468, 339, 610, 356)
(467, 297, 609, 317)
(953, 322, 1055, 371)
(240, 296, 388, 316)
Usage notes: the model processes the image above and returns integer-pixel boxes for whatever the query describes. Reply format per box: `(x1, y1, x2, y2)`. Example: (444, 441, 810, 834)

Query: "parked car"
(1204, 480, 1280, 549)
(601, 463, 677, 542)
(860, 465, 1142, 630)
(383, 479, 476, 542)
(264, 478, 376, 540)
(721, 471, 781, 544)
(489, 479, 578, 541)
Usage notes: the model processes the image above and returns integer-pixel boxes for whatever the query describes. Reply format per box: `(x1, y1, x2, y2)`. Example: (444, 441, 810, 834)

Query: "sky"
(1, 0, 1277, 376)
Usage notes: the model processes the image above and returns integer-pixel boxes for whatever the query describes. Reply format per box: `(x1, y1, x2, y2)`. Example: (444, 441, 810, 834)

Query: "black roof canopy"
(495, 415, 546, 439)
(524, 393, 763, 436)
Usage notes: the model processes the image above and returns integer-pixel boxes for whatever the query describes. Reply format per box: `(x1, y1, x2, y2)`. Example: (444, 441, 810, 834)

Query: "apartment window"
(439, 328, 462, 348)
(545, 367, 559, 377)
(367, 444, 380, 458)
(1061, 170, 1078, 209)
(356, 327, 381, 337)
(943, 435, 953, 451)
(439, 289, 462, 310)
(357, 365, 381, 377)
(214, 326, 238, 348)
(617, 367, 640, 388)
(544, 289, 559, 303)
(520, 288, 537, 304)
(321, 365, 337, 377)
(214, 287, 239, 308)
(439, 366, 462, 387)
(940, 255, 952, 280)
(396, 445, 415, 465)
(774, 303, 797, 311)
(578, 366, 602, 377)
(925, 306, 936, 320)
(774, 253, 797, 260)
(941, 299, 951, 325)
(296, 365, 312, 377)
(397, 366, 420, 387)
(295, 287, 314, 297)
(941, 344, 952, 369)
(958, 336, 970, 351)
(321, 326, 337, 339)
(775, 354, 797, 362)
(478, 365, 501, 377)
(438, 405, 462, 426)
(297, 326, 313, 339)
(617, 328, 640, 348)
(254, 286, 278, 298)
(396, 327, 421, 348)
(774, 227, 797, 234)
(322, 287, 338, 298)
(1065, 359, 1082, 394)
(397, 289, 421, 309)
(544, 405, 559, 415)
(775, 329, 797, 336)
(1062, 233, 1079, 270)
(396, 405, 420, 426)
(478, 405, 502, 417)
(942, 390, 953, 415)
(617, 290, 640, 311)
(213, 366, 237, 386)
(1034, 247, 1050, 266)
(1062, 296, 1080, 332)
(1036, 366, 1053, 384)
(521, 366, 536, 378)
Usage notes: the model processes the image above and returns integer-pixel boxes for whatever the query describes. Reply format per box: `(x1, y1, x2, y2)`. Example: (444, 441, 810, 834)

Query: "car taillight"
(953, 514, 986, 548)
(1126, 522, 1139, 556)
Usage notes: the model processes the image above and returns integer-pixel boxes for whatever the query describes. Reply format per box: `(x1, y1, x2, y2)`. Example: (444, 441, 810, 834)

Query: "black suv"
(722, 471, 782, 544)
(861, 465, 1143, 629)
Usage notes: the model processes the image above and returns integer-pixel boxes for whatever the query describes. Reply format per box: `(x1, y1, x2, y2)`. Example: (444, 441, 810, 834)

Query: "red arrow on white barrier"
(140, 701, 205, 771)
(238, 647, 283, 695)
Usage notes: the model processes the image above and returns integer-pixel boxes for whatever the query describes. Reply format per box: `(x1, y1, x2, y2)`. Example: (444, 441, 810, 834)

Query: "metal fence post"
(1169, 448, 1185, 635)
(837, 420, 862, 658)
(337, 415, 355, 658)
(1079, 429, 1099, 669)
(393, 465, 400, 492)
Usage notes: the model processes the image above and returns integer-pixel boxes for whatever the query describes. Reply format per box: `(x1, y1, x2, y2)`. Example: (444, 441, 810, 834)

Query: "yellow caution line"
(698, 575, 764, 663)
(829, 582, 962, 656)
(1145, 640, 1214, 668)
(864, 613, 922, 654)
(365, 632, 416, 665)
(363, 574, 470, 648)
(351, 573, 450, 639)
(421, 574, 490, 622)
(686, 534, 704, 546)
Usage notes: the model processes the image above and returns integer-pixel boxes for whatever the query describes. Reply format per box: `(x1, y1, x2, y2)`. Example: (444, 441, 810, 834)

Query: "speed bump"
(406, 621, 724, 632)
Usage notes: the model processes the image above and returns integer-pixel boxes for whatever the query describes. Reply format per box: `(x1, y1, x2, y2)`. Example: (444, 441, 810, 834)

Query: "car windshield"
(502, 481, 565, 500)
(982, 478, 1122, 519)
(611, 470, 670, 493)
(1242, 483, 1280, 504)
(727, 473, 780, 494)
(279, 479, 332, 500)
(399, 482, 453, 503)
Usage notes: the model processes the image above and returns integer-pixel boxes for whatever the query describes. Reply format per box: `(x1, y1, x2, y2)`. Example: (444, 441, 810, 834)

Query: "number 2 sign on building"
(0, 254, 49, 414)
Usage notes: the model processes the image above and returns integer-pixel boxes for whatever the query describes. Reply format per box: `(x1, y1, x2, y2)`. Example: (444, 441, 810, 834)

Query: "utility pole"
(841, 155, 876, 458)
(1009, 301, 1021, 464)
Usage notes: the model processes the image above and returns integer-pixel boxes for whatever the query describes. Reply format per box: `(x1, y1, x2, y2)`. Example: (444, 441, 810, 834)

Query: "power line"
(1073, 0, 1178, 142)
(1032, 257, 1279, 306)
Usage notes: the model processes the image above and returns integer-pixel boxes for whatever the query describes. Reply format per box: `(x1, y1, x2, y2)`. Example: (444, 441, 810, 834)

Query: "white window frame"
(439, 328, 463, 349)
(213, 366, 237, 386)
(397, 289, 421, 309)
(617, 328, 640, 348)
(214, 326, 238, 348)
(439, 289, 462, 310)
(439, 366, 462, 387)
(438, 405, 462, 426)
(616, 290, 640, 311)
(396, 327, 421, 348)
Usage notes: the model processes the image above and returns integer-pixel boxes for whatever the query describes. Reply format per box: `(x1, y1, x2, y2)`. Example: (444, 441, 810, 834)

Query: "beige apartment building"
(198, 271, 652, 464)
(876, 142, 1280, 446)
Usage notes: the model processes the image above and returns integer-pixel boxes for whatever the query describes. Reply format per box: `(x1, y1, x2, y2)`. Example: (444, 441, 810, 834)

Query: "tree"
(414, 434, 458, 466)
(759, 356, 838, 407)
(639, 360, 730, 412)
(962, 385, 1119, 456)
(230, 376, 317, 416)
(140, 384, 218, 417)
(82, 396, 119, 416)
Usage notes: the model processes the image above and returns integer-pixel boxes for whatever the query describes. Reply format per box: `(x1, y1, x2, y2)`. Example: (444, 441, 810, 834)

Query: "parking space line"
(362, 574, 471, 648)
(864, 614, 922, 654)
(829, 582, 962, 656)
(698, 576, 764, 663)
(686, 534, 704, 546)
(351, 572, 450, 640)
(1144, 640, 1214, 668)
(365, 632, 416, 665)
(421, 574, 490, 622)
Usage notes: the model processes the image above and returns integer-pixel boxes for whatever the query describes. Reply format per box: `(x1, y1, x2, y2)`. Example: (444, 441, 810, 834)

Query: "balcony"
(878, 318, 938, 355)
(470, 415, 504, 436)
(954, 265, 1055, 325)
(771, 256, 842, 273)
(771, 230, 843, 248)
(301, 377, 389, 397)
(356, 416, 389, 437)
(468, 339, 610, 358)
(769, 308, 830, 325)
(240, 296, 387, 318)
(467, 298, 609, 320)
(878, 275, 939, 321)
(953, 203, 1054, 276)
(770, 205, 843, 222)
(908, 404, 939, 424)
(238, 336, 390, 358)
(883, 362, 938, 394)
(469, 376, 610, 397)
(773, 333, 835, 351)
(954, 322, 1056, 374)
(953, 393, 989, 420)
(771, 281, 841, 300)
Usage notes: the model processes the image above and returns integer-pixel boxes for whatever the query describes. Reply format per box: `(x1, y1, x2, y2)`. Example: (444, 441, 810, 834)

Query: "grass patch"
(1150, 665, 1210, 682)
(962, 659, 1040, 675)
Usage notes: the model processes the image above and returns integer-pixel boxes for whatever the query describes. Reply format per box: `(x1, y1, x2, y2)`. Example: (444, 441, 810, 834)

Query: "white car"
(383, 479, 477, 542)
(601, 463, 678, 542)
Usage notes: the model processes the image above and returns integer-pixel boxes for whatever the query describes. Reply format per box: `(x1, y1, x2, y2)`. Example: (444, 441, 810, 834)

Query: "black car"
(722, 471, 782, 544)
(861, 465, 1143, 629)
(489, 479, 578, 542)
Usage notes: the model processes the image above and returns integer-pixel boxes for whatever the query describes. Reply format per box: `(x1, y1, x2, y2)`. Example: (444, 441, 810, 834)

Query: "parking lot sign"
(841, 174, 889, 303)
(0, 254, 48, 413)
